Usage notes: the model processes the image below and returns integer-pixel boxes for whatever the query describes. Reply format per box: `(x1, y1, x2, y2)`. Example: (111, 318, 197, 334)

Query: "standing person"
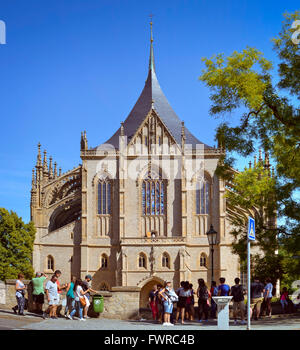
(44, 270, 67, 317)
(197, 279, 210, 323)
(230, 278, 246, 325)
(69, 279, 90, 321)
(12, 273, 26, 316)
(32, 272, 47, 315)
(175, 281, 191, 324)
(82, 275, 97, 319)
(280, 287, 289, 314)
(159, 281, 176, 326)
(64, 275, 76, 318)
(218, 277, 230, 296)
(210, 281, 218, 319)
(148, 285, 159, 321)
(250, 277, 265, 320)
(45, 275, 60, 319)
(156, 284, 164, 324)
(264, 278, 273, 317)
(185, 284, 195, 321)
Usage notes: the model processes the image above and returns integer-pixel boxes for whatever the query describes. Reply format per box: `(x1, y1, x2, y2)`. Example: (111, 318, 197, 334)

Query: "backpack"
(198, 286, 209, 301)
(231, 285, 244, 302)
(168, 289, 179, 302)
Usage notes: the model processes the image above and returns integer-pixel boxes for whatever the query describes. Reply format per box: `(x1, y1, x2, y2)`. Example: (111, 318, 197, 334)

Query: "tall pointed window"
(98, 180, 111, 215)
(142, 171, 165, 215)
(138, 253, 147, 268)
(196, 177, 210, 215)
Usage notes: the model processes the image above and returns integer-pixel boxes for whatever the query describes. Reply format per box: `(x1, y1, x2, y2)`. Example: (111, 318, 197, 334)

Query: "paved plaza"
(0, 309, 299, 331)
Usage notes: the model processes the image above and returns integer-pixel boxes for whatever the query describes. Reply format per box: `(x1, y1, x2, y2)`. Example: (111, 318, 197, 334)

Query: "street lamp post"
(206, 224, 218, 282)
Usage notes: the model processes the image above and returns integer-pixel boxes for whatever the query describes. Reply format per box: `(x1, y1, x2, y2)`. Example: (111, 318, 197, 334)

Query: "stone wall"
(0, 280, 141, 320)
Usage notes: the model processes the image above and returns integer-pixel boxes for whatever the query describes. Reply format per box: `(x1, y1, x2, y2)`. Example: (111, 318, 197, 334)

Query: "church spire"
(149, 15, 155, 72)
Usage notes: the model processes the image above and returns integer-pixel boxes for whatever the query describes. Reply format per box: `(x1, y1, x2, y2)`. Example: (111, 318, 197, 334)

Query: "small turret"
(80, 131, 88, 150)
(43, 150, 49, 180)
(49, 156, 53, 180)
(54, 162, 58, 179)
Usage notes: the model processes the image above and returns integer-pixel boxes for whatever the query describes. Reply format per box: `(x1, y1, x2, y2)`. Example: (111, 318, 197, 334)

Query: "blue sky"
(0, 0, 298, 222)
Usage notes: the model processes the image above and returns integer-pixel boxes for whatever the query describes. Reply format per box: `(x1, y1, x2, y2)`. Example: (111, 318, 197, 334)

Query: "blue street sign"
(248, 217, 255, 241)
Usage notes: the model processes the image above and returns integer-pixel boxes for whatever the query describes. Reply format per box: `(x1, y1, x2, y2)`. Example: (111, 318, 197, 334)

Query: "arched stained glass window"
(142, 171, 165, 215)
(98, 180, 111, 215)
(196, 177, 210, 215)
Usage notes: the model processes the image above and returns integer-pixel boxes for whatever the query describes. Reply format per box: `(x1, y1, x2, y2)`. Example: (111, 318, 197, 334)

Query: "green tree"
(0, 208, 35, 281)
(199, 11, 300, 285)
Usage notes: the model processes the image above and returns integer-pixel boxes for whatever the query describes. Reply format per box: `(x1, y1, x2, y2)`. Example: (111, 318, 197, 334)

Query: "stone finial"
(120, 122, 124, 136)
(43, 150, 49, 178)
(249, 161, 252, 169)
(84, 130, 88, 150)
(36, 142, 42, 167)
(80, 131, 85, 151)
(59, 167, 62, 177)
(49, 156, 53, 180)
(54, 162, 57, 178)
(254, 155, 257, 166)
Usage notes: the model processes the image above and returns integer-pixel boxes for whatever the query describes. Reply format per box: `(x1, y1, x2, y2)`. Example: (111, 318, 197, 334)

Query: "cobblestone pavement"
(0, 309, 299, 330)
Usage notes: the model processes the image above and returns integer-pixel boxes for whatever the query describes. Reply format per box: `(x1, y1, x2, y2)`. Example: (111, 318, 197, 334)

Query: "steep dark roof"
(103, 28, 211, 150)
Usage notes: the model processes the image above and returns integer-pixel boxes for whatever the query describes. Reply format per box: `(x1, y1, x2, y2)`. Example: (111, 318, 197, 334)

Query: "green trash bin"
(93, 294, 104, 313)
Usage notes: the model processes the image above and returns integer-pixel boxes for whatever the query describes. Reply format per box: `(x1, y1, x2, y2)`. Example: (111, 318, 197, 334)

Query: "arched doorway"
(139, 277, 165, 308)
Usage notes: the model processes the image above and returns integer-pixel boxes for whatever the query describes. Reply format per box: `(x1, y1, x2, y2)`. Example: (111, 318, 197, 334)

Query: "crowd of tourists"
(11, 272, 295, 324)
(148, 276, 291, 326)
(12, 271, 97, 321)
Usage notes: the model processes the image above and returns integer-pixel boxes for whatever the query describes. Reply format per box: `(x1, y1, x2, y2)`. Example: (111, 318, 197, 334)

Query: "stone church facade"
(31, 25, 245, 309)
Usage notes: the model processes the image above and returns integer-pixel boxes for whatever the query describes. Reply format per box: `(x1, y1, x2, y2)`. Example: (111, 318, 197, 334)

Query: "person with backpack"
(210, 281, 218, 319)
(159, 281, 177, 326)
(230, 278, 246, 325)
(197, 279, 210, 323)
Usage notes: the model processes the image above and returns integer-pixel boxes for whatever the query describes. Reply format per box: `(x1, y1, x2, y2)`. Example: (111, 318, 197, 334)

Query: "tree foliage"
(199, 11, 300, 285)
(0, 208, 35, 281)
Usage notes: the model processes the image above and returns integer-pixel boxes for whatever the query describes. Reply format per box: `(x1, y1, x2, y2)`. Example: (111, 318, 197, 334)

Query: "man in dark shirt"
(82, 275, 97, 319)
(250, 277, 265, 320)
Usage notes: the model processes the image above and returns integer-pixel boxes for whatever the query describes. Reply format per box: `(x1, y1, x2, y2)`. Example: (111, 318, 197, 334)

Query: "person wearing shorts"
(230, 278, 246, 325)
(32, 272, 47, 315)
(159, 282, 175, 326)
(45, 275, 60, 319)
(250, 277, 265, 320)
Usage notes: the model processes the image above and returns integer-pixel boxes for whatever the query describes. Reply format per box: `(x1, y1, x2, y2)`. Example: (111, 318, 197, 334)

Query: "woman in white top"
(12, 273, 26, 315)
(69, 279, 90, 321)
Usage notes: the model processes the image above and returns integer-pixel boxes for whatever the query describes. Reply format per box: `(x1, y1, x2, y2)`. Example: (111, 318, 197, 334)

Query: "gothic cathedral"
(31, 24, 245, 308)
